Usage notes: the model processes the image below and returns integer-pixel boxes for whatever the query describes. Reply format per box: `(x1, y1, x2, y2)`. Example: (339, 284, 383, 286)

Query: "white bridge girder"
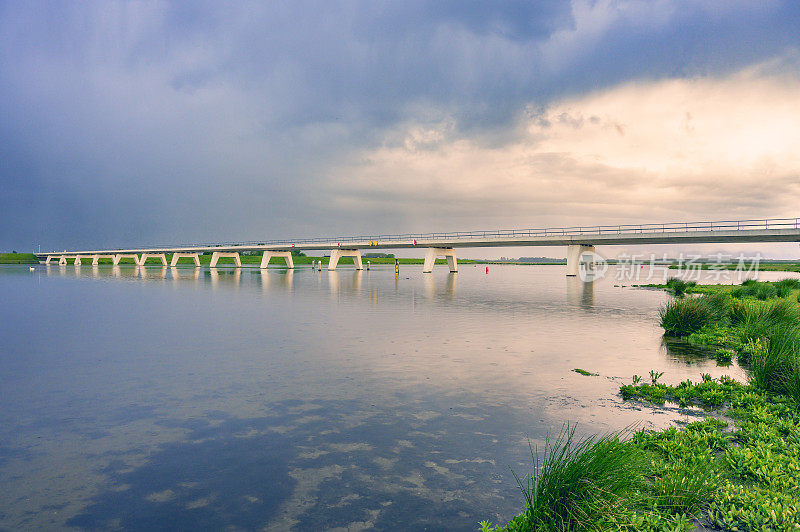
(40, 218, 800, 277)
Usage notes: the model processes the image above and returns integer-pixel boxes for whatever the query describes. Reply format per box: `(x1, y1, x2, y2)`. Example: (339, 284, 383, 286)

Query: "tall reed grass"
(732, 299, 800, 342)
(660, 297, 724, 337)
(660, 282, 800, 402)
(511, 426, 645, 531)
(749, 327, 800, 402)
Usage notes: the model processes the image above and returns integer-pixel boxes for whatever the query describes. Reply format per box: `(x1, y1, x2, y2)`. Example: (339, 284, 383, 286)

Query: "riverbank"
(485, 279, 800, 531)
(0, 253, 38, 264)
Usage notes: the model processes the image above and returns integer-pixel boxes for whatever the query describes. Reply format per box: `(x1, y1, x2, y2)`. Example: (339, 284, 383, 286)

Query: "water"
(1, 263, 787, 530)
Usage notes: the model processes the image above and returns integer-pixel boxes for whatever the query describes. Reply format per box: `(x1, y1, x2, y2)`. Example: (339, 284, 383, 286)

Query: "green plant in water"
(659, 296, 724, 337)
(632, 375, 642, 385)
(650, 370, 664, 385)
(715, 348, 734, 365)
(572, 368, 597, 376)
(665, 278, 697, 297)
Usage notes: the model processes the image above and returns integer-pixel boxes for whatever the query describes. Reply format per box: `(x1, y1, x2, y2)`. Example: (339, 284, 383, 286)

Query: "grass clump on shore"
(661, 279, 800, 401)
(482, 414, 736, 531)
(489, 373, 800, 531)
(665, 278, 697, 297)
(488, 427, 646, 532)
(659, 296, 724, 337)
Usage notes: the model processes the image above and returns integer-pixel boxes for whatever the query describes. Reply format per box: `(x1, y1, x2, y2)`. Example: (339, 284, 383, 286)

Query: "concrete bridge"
(38, 218, 800, 276)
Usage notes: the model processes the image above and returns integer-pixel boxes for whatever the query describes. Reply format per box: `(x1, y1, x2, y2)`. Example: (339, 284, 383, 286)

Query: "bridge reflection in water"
(38, 264, 605, 310)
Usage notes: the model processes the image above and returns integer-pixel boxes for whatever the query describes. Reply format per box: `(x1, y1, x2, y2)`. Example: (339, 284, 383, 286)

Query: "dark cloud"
(1, 1, 799, 250)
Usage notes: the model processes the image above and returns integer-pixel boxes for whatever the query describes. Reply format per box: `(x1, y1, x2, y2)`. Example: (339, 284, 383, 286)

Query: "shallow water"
(1, 263, 790, 530)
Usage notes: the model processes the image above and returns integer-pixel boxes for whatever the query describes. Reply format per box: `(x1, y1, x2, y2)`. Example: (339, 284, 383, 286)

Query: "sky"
(2, 1, 800, 258)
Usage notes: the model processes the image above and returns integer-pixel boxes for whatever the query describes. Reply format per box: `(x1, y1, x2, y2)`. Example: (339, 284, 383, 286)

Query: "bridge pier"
(58, 256, 68, 265)
(140, 253, 168, 266)
(92, 254, 116, 265)
(170, 253, 201, 267)
(113, 254, 142, 266)
(209, 251, 241, 268)
(423, 247, 457, 273)
(566, 244, 595, 277)
(260, 251, 295, 269)
(328, 249, 363, 271)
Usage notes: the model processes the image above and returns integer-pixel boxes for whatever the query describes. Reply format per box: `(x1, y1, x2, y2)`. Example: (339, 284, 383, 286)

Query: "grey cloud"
(1, 1, 799, 249)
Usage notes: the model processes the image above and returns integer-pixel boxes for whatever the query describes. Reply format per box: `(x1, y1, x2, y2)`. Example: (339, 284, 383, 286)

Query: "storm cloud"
(1, 1, 799, 251)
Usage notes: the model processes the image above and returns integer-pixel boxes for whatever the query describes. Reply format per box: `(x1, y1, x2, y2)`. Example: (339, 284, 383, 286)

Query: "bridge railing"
(197, 217, 800, 247)
(44, 217, 800, 254)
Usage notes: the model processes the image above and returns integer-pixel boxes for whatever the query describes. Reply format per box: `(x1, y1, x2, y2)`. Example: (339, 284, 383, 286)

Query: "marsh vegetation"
(487, 278, 800, 531)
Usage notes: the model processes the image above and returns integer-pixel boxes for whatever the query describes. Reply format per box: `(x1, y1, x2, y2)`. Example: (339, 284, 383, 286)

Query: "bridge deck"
(38, 218, 800, 257)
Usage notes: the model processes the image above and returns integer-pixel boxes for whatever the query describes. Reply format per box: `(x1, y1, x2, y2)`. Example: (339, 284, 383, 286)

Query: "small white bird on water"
(29, 267, 35, 271)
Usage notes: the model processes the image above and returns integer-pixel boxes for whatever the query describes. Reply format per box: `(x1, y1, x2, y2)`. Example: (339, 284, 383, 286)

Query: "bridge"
(37, 218, 800, 276)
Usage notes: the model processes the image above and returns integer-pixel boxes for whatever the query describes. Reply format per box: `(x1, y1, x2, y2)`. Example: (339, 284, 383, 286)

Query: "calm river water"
(2, 263, 786, 530)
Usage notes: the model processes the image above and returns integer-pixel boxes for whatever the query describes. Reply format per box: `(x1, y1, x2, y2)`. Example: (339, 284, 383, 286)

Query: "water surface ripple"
(1, 264, 775, 530)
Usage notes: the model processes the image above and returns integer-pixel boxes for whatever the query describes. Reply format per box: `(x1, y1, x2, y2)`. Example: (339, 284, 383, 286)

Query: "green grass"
(659, 296, 725, 336)
(0, 253, 38, 264)
(484, 427, 647, 532)
(664, 278, 696, 297)
(572, 368, 598, 376)
(490, 374, 800, 531)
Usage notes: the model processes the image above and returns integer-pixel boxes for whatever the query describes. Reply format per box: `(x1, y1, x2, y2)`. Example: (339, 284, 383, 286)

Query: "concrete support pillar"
(113, 254, 141, 266)
(328, 249, 363, 271)
(423, 247, 458, 273)
(170, 253, 201, 267)
(74, 256, 82, 266)
(58, 256, 67, 265)
(45, 256, 54, 264)
(566, 244, 595, 277)
(210, 252, 241, 268)
(140, 253, 168, 266)
(260, 251, 295, 269)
